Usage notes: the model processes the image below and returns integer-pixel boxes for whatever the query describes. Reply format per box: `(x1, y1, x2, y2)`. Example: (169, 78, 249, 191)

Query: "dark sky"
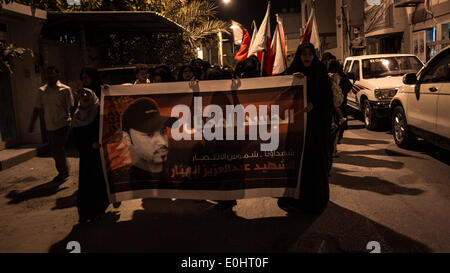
(214, 0, 301, 30)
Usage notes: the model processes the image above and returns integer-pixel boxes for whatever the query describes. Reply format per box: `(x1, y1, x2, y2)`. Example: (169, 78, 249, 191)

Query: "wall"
(279, 12, 302, 56)
(364, 0, 410, 54)
(40, 39, 85, 92)
(0, 3, 47, 147)
(301, 0, 338, 53)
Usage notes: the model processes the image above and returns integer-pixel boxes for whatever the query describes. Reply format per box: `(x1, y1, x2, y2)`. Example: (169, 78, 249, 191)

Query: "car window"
(350, 60, 360, 80)
(361, 56, 422, 79)
(344, 60, 352, 73)
(422, 52, 450, 83)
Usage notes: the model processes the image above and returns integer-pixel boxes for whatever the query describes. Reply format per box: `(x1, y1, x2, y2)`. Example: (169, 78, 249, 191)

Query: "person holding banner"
(177, 65, 196, 81)
(190, 58, 208, 80)
(154, 65, 176, 82)
(134, 64, 150, 84)
(72, 88, 109, 224)
(80, 67, 102, 99)
(278, 43, 334, 214)
(235, 56, 262, 79)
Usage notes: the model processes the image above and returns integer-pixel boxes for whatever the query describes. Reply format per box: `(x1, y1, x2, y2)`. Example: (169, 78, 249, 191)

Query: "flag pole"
(261, 1, 270, 76)
(260, 50, 265, 76)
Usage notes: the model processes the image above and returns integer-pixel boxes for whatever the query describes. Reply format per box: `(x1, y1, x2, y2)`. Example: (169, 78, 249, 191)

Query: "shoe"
(215, 200, 237, 210)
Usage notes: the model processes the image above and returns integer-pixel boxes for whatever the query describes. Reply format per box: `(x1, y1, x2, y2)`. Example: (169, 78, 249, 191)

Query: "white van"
(343, 54, 423, 130)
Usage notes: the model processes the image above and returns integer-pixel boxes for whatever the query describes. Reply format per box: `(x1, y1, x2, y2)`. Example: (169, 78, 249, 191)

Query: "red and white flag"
(302, 7, 320, 50)
(233, 23, 251, 61)
(271, 14, 288, 75)
(231, 20, 244, 45)
(248, 20, 258, 57)
(248, 2, 274, 76)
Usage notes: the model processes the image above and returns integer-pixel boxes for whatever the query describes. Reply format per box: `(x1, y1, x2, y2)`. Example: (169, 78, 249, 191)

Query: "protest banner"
(100, 75, 306, 202)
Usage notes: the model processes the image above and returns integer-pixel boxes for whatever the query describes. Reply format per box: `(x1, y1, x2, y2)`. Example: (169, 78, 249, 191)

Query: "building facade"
(397, 0, 450, 62)
(363, 0, 450, 62)
(0, 3, 47, 150)
(1, 3, 184, 151)
(308, 0, 449, 62)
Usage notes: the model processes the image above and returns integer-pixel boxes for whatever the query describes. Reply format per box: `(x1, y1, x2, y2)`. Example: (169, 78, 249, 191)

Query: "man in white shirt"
(29, 66, 74, 182)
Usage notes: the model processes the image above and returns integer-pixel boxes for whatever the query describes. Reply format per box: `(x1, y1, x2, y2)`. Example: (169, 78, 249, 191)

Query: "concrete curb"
(0, 144, 48, 171)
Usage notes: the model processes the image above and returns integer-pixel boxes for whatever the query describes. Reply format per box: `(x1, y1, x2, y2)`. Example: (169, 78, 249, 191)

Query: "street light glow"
(223, 0, 231, 4)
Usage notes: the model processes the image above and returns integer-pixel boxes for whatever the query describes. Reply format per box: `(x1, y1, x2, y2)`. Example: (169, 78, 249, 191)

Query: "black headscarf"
(286, 43, 322, 76)
(286, 43, 333, 112)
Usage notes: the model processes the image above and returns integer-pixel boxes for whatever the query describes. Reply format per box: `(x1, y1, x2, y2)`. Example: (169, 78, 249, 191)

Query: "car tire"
(363, 100, 378, 130)
(392, 106, 416, 149)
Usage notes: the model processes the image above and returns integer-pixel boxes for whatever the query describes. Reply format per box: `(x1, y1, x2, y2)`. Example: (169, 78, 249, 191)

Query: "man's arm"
(28, 107, 42, 133)
(29, 91, 43, 133)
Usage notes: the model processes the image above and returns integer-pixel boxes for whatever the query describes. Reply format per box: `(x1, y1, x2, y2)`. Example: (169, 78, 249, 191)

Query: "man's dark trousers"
(47, 126, 70, 177)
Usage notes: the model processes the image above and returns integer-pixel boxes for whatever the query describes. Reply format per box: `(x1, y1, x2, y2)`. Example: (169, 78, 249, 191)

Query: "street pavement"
(0, 116, 449, 253)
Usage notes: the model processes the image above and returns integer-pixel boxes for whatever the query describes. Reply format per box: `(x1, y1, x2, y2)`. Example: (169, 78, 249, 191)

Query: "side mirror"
(403, 73, 417, 85)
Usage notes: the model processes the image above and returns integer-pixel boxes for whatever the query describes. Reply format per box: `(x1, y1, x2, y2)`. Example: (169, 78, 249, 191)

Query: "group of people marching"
(28, 42, 352, 224)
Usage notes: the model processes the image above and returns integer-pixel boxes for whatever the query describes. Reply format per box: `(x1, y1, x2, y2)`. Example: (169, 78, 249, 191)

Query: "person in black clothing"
(152, 65, 175, 83)
(191, 58, 212, 80)
(278, 43, 334, 214)
(177, 65, 196, 81)
(222, 65, 235, 79)
(235, 55, 262, 78)
(331, 61, 352, 144)
(80, 68, 102, 99)
(205, 67, 225, 80)
(321, 52, 336, 70)
(72, 88, 109, 224)
(326, 59, 348, 173)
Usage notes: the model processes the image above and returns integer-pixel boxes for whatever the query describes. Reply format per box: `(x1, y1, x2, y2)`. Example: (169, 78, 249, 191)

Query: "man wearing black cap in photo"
(119, 99, 178, 180)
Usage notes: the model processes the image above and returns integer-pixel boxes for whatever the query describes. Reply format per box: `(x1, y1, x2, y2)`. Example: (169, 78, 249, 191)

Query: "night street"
(0, 115, 448, 253)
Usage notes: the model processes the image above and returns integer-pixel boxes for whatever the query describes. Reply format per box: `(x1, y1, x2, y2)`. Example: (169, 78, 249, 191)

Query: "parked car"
(343, 54, 423, 130)
(390, 46, 450, 151)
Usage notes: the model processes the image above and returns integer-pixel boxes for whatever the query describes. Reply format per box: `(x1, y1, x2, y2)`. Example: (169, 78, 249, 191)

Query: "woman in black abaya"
(72, 88, 109, 223)
(278, 43, 334, 214)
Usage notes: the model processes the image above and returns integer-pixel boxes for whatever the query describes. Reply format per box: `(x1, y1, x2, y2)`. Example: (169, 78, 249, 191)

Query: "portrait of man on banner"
(111, 99, 178, 182)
